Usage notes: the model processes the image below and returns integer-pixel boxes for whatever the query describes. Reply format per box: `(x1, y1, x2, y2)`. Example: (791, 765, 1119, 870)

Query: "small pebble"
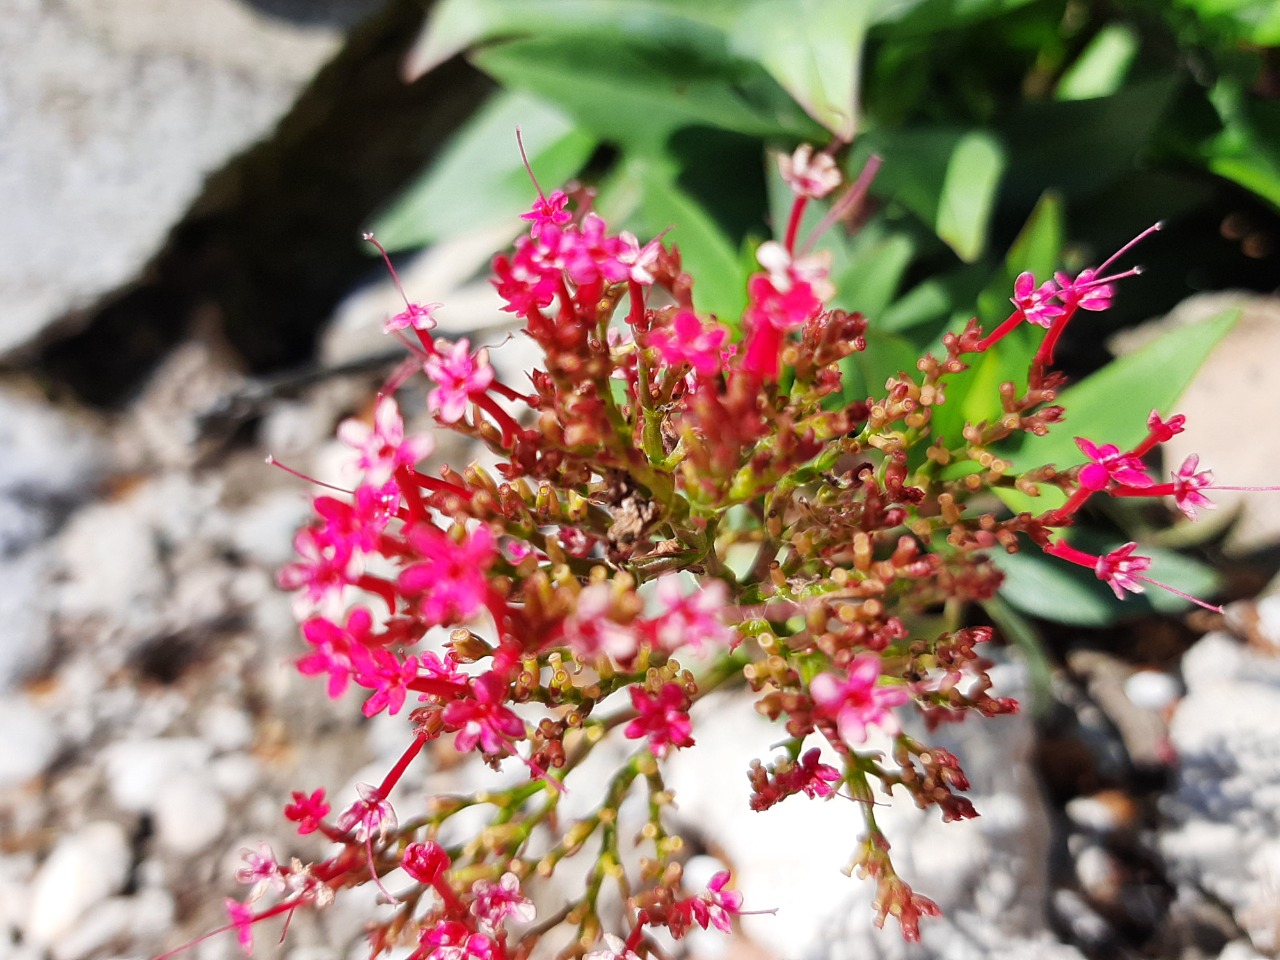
(154, 770, 228, 855)
(0, 694, 58, 787)
(1064, 790, 1139, 835)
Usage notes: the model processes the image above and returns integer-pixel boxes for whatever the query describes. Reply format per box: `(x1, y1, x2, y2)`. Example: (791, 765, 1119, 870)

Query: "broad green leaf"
(842, 328, 923, 403)
(727, 0, 870, 141)
(368, 90, 596, 251)
(1203, 80, 1280, 210)
(404, 0, 741, 79)
(927, 195, 1062, 445)
(1055, 23, 1139, 101)
(991, 533, 1224, 626)
(830, 226, 917, 319)
(1175, 0, 1280, 45)
(1001, 305, 1242, 473)
(471, 34, 821, 153)
(853, 129, 1005, 261)
(601, 155, 747, 321)
(870, 0, 1040, 36)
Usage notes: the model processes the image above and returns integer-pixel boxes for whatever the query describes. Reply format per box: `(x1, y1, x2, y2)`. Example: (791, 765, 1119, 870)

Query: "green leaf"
(853, 129, 1005, 261)
(870, 0, 1040, 36)
(1175, 0, 1280, 45)
(1055, 23, 1139, 101)
(404, 0, 742, 79)
(600, 155, 747, 321)
(842, 328, 924, 403)
(367, 90, 597, 251)
(1002, 305, 1242, 473)
(727, 0, 870, 141)
(470, 33, 821, 153)
(1203, 79, 1280, 210)
(991, 533, 1224, 626)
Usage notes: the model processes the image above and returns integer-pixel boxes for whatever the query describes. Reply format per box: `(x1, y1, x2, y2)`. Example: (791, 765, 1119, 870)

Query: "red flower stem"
(354, 574, 399, 613)
(377, 732, 428, 797)
(1043, 538, 1098, 569)
(1111, 483, 1175, 499)
(783, 197, 808, 255)
(414, 474, 474, 500)
(1034, 304, 1080, 367)
(973, 310, 1023, 353)
(491, 380, 535, 404)
(627, 279, 647, 329)
(395, 465, 429, 520)
(1054, 486, 1094, 518)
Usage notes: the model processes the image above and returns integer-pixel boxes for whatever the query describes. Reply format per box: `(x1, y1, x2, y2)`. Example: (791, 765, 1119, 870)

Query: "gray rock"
(0, 693, 59, 788)
(102, 736, 215, 813)
(0, 0, 382, 359)
(1162, 629, 1280, 955)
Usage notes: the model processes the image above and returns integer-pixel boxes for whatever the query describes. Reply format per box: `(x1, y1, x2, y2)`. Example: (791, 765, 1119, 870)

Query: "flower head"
(624, 683, 695, 757)
(1075, 436, 1151, 491)
(779, 144, 841, 199)
(384, 300, 441, 335)
(647, 311, 731, 378)
(402, 840, 450, 884)
(283, 788, 330, 835)
(470, 872, 537, 930)
(521, 189, 571, 239)
(424, 339, 496, 424)
(441, 671, 526, 756)
(1171, 454, 1215, 520)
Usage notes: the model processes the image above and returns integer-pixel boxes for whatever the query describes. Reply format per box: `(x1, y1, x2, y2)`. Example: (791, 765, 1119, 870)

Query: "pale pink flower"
(779, 144, 841, 199)
(1094, 542, 1152, 599)
(561, 583, 638, 662)
(236, 843, 285, 902)
(585, 934, 642, 960)
(384, 300, 441, 335)
(470, 872, 537, 930)
(338, 394, 434, 485)
(338, 782, 397, 843)
(424, 339, 496, 423)
(810, 654, 910, 745)
(419, 921, 497, 960)
(650, 576, 738, 652)
(1171, 454, 1215, 520)
(1011, 271, 1065, 328)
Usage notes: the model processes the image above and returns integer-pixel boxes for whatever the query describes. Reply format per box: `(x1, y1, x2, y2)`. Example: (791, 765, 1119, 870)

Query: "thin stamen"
(515, 126, 546, 201)
(361, 233, 412, 310)
(1096, 221, 1163, 275)
(265, 456, 350, 495)
(800, 154, 882, 258)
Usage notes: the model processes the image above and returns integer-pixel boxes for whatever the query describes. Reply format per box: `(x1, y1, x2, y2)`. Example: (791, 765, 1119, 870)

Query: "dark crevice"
(36, 0, 495, 407)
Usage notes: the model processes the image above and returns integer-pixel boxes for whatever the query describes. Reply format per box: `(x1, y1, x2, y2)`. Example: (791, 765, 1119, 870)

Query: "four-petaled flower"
(283, 788, 330, 835)
(398, 524, 497, 626)
(1075, 436, 1151, 491)
(384, 300, 441, 335)
(441, 671, 526, 756)
(470, 872, 537, 931)
(338, 394, 435, 486)
(647, 311, 731, 378)
(402, 840, 450, 884)
(1011, 271, 1066, 328)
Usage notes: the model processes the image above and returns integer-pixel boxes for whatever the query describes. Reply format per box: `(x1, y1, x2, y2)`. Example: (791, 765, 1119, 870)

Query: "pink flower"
(402, 840, 450, 884)
(1054, 267, 1114, 312)
(521, 189, 571, 239)
(296, 607, 374, 699)
(470, 872, 537, 930)
(351, 647, 420, 717)
(1074, 436, 1151, 491)
(699, 871, 744, 933)
(647, 311, 730, 378)
(338, 394, 435, 485)
(649, 576, 738, 653)
(224, 898, 256, 957)
(398, 524, 497, 626)
(1147, 409, 1186, 443)
(624, 683, 695, 758)
(338, 782, 397, 842)
(616, 230, 662, 285)
(441, 671, 526, 756)
(585, 934, 642, 960)
(419, 921, 497, 960)
(424, 339, 496, 423)
(236, 843, 285, 902)
(1011, 271, 1065, 328)
(284, 788, 330, 835)
(1171, 454, 1215, 520)
(741, 243, 831, 378)
(1094, 542, 1152, 599)
(560, 583, 638, 662)
(561, 213, 632, 287)
(384, 300, 441, 335)
(779, 144, 841, 199)
(277, 524, 361, 612)
(810, 654, 910, 745)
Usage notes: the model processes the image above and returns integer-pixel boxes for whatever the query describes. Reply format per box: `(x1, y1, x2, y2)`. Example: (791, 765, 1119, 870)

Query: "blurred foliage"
(367, 0, 1277, 624)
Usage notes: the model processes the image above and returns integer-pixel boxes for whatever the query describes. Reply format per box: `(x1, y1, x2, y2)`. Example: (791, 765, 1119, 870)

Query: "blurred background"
(2, 1, 1279, 958)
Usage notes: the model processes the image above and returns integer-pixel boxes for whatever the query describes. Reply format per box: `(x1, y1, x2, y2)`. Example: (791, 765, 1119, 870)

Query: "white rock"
(210, 752, 261, 801)
(0, 548, 54, 689)
(102, 736, 214, 813)
(0, 693, 58, 787)
(154, 769, 228, 855)
(1123, 669, 1180, 712)
(56, 498, 164, 618)
(24, 821, 131, 948)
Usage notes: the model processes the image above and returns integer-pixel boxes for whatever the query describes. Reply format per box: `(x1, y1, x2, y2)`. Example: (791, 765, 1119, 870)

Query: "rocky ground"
(5, 4, 1280, 960)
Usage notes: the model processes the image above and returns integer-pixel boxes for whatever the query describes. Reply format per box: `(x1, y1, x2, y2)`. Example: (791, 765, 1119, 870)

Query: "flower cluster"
(184, 143, 1267, 960)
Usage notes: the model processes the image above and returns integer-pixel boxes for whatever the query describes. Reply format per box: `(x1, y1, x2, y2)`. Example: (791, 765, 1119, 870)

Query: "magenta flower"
(1074, 436, 1151, 491)
(419, 920, 496, 960)
(790, 748, 842, 799)
(1094, 542, 1152, 599)
(283, 788, 330, 835)
(616, 230, 663, 285)
(278, 525, 361, 612)
(647, 311, 731, 378)
(1147, 409, 1186, 443)
(698, 871, 745, 933)
(624, 683, 695, 758)
(649, 576, 738, 653)
(1010, 271, 1065, 328)
(561, 213, 632, 287)
(424, 339, 496, 424)
(224, 898, 257, 957)
(351, 647, 420, 717)
(338, 394, 435, 486)
(402, 840, 450, 884)
(810, 654, 910, 745)
(1054, 267, 1114, 312)
(741, 243, 831, 378)
(470, 872, 537, 931)
(441, 671, 526, 756)
(398, 524, 497, 626)
(296, 607, 375, 699)
(1171, 454, 1215, 520)
(521, 189, 571, 239)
